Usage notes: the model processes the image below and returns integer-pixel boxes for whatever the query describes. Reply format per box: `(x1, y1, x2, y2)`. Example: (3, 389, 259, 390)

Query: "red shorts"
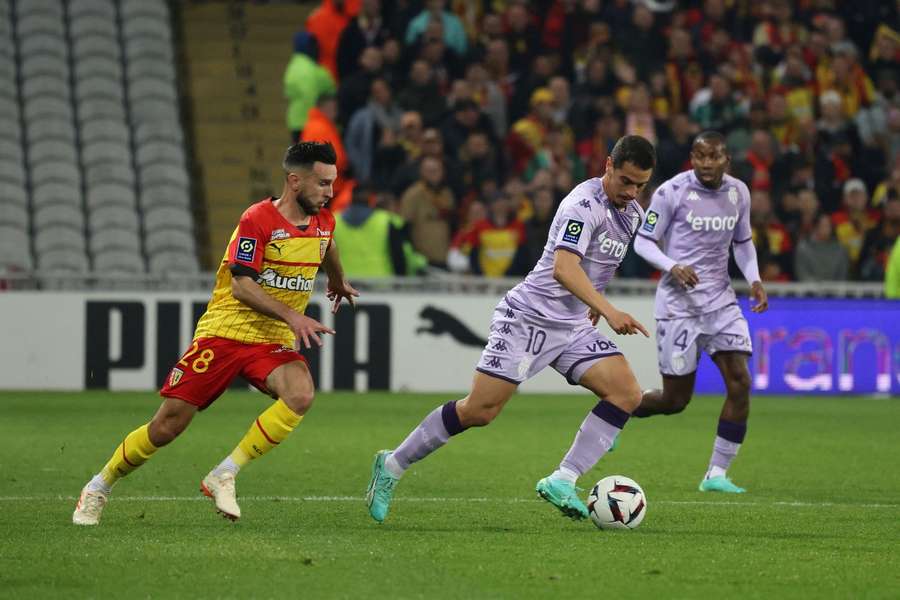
(159, 337, 306, 410)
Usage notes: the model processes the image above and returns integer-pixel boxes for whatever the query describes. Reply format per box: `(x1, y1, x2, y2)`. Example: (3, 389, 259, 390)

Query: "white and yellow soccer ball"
(587, 475, 647, 530)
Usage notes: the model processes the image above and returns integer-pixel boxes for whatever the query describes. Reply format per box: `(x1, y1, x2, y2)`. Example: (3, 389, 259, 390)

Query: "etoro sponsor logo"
(597, 231, 627, 258)
(258, 268, 314, 292)
(685, 209, 738, 231)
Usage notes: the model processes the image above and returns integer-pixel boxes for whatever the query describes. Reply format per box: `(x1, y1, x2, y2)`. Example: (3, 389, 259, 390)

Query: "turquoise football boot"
(366, 450, 399, 523)
(535, 476, 589, 520)
(698, 475, 746, 493)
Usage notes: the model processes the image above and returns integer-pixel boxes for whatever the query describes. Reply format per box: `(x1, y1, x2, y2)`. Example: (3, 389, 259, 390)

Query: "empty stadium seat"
(0, 229, 33, 270)
(37, 248, 90, 272)
(143, 206, 193, 233)
(0, 159, 26, 185)
(0, 202, 28, 229)
(90, 228, 141, 254)
(35, 225, 87, 254)
(128, 77, 177, 104)
(120, 0, 170, 23)
(26, 118, 77, 143)
(134, 120, 183, 145)
(136, 141, 185, 169)
(34, 203, 85, 231)
(40, 162, 81, 187)
(69, 15, 117, 39)
(16, 0, 64, 19)
(141, 182, 191, 209)
(141, 164, 190, 190)
(82, 140, 131, 167)
(93, 249, 145, 272)
(89, 204, 140, 233)
(28, 139, 78, 165)
(18, 33, 67, 60)
(76, 97, 126, 124)
(148, 250, 199, 274)
(75, 76, 124, 103)
(22, 74, 70, 101)
(71, 36, 120, 61)
(0, 181, 28, 206)
(85, 182, 137, 210)
(85, 162, 135, 188)
(16, 14, 65, 38)
(0, 138, 23, 161)
(126, 57, 175, 83)
(146, 229, 195, 254)
(81, 119, 130, 145)
(24, 96, 72, 122)
(20, 54, 68, 80)
(31, 181, 81, 209)
(68, 0, 115, 19)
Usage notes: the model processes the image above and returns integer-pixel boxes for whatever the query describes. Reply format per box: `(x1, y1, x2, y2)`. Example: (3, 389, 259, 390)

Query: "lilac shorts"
(476, 298, 623, 386)
(656, 303, 752, 376)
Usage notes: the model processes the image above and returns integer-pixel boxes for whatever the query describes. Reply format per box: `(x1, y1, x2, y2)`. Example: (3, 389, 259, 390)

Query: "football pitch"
(0, 391, 898, 599)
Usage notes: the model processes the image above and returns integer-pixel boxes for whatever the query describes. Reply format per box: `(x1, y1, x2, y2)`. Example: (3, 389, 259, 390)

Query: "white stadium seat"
(88, 204, 140, 233)
(34, 203, 85, 231)
(90, 228, 141, 254)
(37, 248, 90, 272)
(85, 181, 137, 210)
(85, 162, 135, 188)
(93, 248, 145, 273)
(31, 181, 82, 209)
(145, 229, 195, 254)
(143, 206, 194, 232)
(35, 225, 87, 254)
(0, 202, 28, 229)
(81, 119, 130, 145)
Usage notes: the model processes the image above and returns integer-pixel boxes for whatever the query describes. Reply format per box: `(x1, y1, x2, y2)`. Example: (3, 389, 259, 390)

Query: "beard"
(296, 189, 321, 214)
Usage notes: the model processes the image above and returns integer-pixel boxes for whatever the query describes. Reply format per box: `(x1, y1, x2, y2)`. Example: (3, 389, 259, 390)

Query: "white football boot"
(200, 471, 241, 521)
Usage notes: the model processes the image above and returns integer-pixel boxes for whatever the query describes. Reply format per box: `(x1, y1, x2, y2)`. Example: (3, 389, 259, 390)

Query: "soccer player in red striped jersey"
(73, 142, 358, 525)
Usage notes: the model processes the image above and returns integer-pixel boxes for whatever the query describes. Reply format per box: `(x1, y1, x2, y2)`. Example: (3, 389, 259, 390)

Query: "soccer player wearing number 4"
(73, 142, 359, 525)
(633, 131, 768, 494)
(367, 135, 656, 523)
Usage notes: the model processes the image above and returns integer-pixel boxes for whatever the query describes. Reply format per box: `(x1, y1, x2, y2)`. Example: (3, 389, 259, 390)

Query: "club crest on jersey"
(270, 228, 290, 241)
(320, 239, 328, 259)
(236, 237, 257, 262)
(728, 187, 738, 205)
(642, 210, 659, 233)
(562, 219, 584, 244)
(630, 213, 640, 233)
(169, 368, 184, 387)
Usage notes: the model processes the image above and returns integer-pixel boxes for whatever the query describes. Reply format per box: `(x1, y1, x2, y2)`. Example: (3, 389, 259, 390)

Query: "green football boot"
(698, 475, 746, 493)
(535, 476, 589, 520)
(366, 450, 399, 523)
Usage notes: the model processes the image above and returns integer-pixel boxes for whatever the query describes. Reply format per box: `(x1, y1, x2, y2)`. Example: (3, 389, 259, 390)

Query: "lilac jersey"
(639, 170, 752, 319)
(507, 177, 644, 322)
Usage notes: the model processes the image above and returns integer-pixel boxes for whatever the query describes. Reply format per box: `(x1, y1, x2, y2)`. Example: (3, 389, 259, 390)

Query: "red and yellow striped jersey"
(194, 198, 334, 346)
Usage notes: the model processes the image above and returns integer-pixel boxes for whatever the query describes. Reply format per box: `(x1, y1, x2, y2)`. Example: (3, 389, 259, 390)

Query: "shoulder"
(560, 178, 604, 222)
(317, 208, 336, 230)
(240, 199, 276, 225)
(723, 174, 750, 197)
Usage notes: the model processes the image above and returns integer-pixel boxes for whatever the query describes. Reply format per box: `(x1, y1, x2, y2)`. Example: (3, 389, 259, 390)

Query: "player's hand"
(604, 309, 650, 337)
(750, 281, 768, 313)
(326, 279, 360, 314)
(589, 308, 600, 326)
(670, 264, 699, 289)
(288, 313, 335, 350)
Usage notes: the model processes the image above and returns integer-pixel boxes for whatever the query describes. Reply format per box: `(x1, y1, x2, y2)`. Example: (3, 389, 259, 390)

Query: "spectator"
(399, 155, 456, 267)
(814, 132, 859, 213)
(450, 192, 528, 277)
(300, 94, 348, 181)
(466, 62, 507, 139)
(654, 113, 696, 183)
(391, 127, 460, 197)
(820, 42, 876, 119)
(458, 130, 502, 202)
(859, 194, 900, 281)
(616, 3, 665, 80)
(336, 0, 390, 80)
(338, 46, 384, 129)
(794, 213, 850, 281)
(885, 237, 900, 298)
(345, 78, 402, 183)
(306, 0, 360, 81)
(334, 184, 424, 277)
(404, 0, 467, 56)
(440, 98, 498, 162)
(623, 83, 659, 145)
(750, 189, 793, 280)
(284, 32, 336, 141)
(831, 178, 881, 270)
(507, 87, 555, 174)
(690, 72, 744, 134)
(873, 160, 900, 207)
(524, 185, 555, 267)
(416, 19, 465, 84)
(504, 2, 541, 80)
(815, 89, 860, 154)
(396, 60, 446, 127)
(524, 127, 584, 193)
(372, 110, 422, 190)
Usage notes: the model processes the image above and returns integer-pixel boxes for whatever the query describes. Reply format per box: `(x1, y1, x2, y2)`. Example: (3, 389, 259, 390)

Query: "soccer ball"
(587, 475, 647, 530)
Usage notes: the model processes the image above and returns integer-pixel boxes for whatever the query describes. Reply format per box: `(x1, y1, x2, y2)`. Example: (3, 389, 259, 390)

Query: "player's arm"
(733, 185, 768, 313)
(553, 249, 649, 336)
(321, 238, 359, 313)
(635, 185, 698, 288)
(230, 268, 335, 348)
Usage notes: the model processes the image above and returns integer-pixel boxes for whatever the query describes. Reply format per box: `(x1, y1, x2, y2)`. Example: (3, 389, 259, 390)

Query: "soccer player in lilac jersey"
(633, 131, 769, 494)
(366, 135, 656, 523)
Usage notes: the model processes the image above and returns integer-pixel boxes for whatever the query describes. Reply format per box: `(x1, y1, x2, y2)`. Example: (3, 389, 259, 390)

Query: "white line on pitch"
(0, 496, 897, 509)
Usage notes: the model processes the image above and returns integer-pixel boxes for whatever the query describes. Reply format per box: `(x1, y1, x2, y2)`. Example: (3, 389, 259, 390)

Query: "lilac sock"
(706, 419, 746, 476)
(391, 401, 467, 471)
(559, 400, 630, 477)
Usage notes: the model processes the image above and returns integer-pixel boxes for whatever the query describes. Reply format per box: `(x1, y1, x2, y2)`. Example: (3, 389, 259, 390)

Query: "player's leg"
(633, 316, 702, 417)
(632, 372, 697, 417)
(538, 353, 642, 520)
(204, 350, 313, 520)
(367, 371, 518, 522)
(73, 398, 197, 526)
(699, 350, 751, 493)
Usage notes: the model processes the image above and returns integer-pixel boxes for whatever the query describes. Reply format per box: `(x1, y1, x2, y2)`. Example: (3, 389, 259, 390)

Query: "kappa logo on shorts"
(562, 219, 584, 244)
(169, 368, 184, 387)
(642, 210, 659, 233)
(236, 237, 257, 262)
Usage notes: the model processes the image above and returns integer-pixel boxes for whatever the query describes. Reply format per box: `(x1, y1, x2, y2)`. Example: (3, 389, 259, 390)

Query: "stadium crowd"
(284, 0, 900, 286)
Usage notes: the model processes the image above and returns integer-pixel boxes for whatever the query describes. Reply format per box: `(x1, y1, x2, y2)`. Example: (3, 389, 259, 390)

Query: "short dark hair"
(283, 141, 336, 171)
(610, 135, 655, 170)
(693, 130, 728, 151)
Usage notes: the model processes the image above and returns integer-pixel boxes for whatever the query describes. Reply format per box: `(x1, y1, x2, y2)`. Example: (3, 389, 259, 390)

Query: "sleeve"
(227, 209, 268, 273)
(321, 209, 335, 252)
(634, 235, 677, 273)
(732, 237, 762, 285)
(733, 182, 753, 244)
(636, 181, 675, 243)
(551, 197, 601, 259)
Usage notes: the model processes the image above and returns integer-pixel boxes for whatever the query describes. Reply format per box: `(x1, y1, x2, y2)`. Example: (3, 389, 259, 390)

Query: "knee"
(725, 368, 752, 399)
(611, 383, 643, 414)
(457, 398, 501, 428)
(280, 388, 315, 415)
(149, 413, 190, 446)
(664, 394, 691, 415)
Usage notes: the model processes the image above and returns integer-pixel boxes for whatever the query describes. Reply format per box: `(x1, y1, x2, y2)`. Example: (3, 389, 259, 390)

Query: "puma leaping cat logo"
(416, 306, 487, 348)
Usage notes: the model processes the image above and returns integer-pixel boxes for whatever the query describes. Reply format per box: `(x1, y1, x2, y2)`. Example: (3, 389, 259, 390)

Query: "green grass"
(0, 391, 898, 599)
